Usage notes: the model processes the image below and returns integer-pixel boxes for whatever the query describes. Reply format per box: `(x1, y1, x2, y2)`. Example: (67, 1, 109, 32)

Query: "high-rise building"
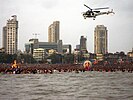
(2, 26, 7, 50)
(2, 15, 18, 54)
(48, 21, 60, 43)
(57, 40, 63, 54)
(80, 36, 87, 51)
(94, 25, 108, 54)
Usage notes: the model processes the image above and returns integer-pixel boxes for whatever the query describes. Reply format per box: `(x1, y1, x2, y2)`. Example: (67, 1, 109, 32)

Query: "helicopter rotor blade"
(84, 4, 92, 10)
(93, 7, 109, 10)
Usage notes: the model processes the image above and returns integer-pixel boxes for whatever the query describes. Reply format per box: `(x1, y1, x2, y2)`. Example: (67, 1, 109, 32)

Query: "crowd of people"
(0, 61, 133, 74)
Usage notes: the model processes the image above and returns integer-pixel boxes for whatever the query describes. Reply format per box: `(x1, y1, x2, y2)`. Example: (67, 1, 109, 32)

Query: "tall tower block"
(2, 15, 18, 54)
(48, 21, 60, 43)
(94, 25, 108, 54)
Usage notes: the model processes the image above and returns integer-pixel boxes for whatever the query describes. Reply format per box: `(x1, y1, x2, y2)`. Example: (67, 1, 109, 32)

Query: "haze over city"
(0, 0, 133, 53)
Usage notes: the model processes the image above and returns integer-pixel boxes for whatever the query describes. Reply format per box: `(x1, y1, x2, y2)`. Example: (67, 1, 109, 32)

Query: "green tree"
(47, 53, 62, 64)
(63, 54, 74, 64)
(0, 53, 17, 63)
(20, 54, 36, 63)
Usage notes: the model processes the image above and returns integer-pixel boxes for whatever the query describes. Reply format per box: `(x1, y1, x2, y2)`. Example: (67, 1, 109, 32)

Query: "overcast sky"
(0, 0, 133, 53)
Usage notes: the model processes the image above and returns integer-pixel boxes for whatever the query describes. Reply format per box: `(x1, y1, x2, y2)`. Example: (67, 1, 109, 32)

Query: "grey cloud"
(0, 0, 132, 52)
(41, 0, 60, 9)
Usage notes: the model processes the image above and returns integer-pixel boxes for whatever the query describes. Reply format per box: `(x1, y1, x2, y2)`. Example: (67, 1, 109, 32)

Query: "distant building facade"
(2, 26, 7, 51)
(94, 25, 108, 54)
(25, 39, 39, 54)
(38, 42, 58, 52)
(80, 36, 87, 51)
(48, 21, 60, 43)
(76, 45, 80, 50)
(2, 15, 18, 54)
(62, 44, 72, 54)
(25, 39, 63, 54)
(33, 48, 45, 61)
(57, 40, 63, 54)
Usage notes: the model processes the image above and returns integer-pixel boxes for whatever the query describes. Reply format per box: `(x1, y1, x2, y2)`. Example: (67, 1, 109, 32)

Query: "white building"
(33, 48, 45, 61)
(2, 15, 18, 54)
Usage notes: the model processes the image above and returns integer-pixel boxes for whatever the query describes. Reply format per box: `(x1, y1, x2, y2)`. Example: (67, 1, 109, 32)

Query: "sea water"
(0, 71, 133, 100)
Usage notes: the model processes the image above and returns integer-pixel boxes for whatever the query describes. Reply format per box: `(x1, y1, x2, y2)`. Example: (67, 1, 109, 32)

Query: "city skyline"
(0, 0, 133, 53)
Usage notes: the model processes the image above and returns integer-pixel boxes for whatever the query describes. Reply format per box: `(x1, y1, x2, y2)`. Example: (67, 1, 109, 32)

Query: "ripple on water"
(0, 72, 133, 100)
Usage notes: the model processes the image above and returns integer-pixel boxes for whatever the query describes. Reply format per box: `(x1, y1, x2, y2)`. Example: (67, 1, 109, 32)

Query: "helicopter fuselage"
(83, 9, 114, 20)
(83, 4, 114, 20)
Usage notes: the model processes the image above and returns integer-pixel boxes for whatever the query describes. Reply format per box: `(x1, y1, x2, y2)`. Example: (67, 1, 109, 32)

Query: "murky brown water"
(0, 71, 133, 100)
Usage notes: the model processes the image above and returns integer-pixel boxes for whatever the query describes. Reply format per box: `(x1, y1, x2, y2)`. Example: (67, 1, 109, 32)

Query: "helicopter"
(83, 4, 115, 20)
